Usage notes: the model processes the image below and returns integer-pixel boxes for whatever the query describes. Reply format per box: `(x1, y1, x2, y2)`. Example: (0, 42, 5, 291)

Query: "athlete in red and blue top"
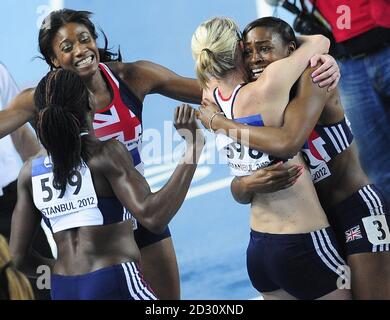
(0, 9, 202, 300)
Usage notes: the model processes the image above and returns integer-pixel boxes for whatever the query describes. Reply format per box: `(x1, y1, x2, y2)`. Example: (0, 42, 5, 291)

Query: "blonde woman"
(0, 234, 34, 300)
(191, 17, 351, 300)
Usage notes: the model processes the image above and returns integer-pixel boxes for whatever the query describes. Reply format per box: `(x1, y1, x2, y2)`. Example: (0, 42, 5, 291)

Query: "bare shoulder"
(107, 60, 158, 78)
(105, 61, 157, 99)
(18, 157, 33, 187)
(93, 139, 134, 170)
(296, 66, 327, 95)
(13, 87, 35, 107)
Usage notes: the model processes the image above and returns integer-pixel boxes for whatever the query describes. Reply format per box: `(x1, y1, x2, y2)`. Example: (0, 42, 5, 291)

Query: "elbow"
(138, 212, 166, 235)
(316, 34, 330, 53)
(11, 253, 25, 271)
(272, 140, 300, 159)
(230, 179, 252, 205)
(233, 195, 252, 205)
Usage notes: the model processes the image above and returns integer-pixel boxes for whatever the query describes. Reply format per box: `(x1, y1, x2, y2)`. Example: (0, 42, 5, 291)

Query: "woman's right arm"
(10, 160, 55, 278)
(0, 88, 35, 139)
(103, 105, 204, 234)
(260, 35, 330, 99)
(200, 67, 330, 159)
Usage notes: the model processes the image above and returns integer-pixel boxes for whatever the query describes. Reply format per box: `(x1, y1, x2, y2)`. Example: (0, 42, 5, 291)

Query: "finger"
(279, 181, 295, 190)
(313, 65, 337, 83)
(327, 74, 340, 91)
(318, 72, 339, 88)
(183, 105, 192, 123)
(263, 169, 291, 180)
(264, 161, 284, 171)
(174, 106, 180, 124)
(311, 60, 332, 79)
(195, 109, 201, 119)
(310, 54, 322, 68)
(189, 107, 196, 122)
(276, 174, 302, 190)
(263, 178, 294, 192)
(177, 105, 185, 123)
(287, 164, 302, 174)
(266, 169, 301, 185)
(287, 168, 303, 182)
(269, 165, 303, 182)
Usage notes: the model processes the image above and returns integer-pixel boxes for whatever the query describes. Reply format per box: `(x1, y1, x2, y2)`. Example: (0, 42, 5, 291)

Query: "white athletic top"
(214, 84, 280, 176)
(0, 63, 23, 194)
(31, 156, 129, 233)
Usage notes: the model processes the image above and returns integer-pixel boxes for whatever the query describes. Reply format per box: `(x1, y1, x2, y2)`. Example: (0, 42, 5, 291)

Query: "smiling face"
(244, 27, 293, 81)
(50, 22, 100, 79)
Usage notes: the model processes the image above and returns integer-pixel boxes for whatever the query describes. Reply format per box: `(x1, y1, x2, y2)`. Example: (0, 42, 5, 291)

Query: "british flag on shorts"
(345, 225, 363, 243)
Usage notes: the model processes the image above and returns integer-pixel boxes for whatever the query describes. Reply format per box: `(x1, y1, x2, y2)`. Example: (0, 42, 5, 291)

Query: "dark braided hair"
(34, 69, 91, 191)
(243, 16, 297, 47)
(38, 9, 121, 69)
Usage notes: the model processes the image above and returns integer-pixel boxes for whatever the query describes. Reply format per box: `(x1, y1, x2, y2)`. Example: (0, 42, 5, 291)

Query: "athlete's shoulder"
(94, 139, 134, 169)
(105, 60, 155, 78)
(18, 156, 35, 187)
(9, 87, 36, 113)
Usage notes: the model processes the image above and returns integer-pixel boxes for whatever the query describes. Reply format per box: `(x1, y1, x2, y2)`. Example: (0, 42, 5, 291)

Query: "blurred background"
(0, 0, 297, 300)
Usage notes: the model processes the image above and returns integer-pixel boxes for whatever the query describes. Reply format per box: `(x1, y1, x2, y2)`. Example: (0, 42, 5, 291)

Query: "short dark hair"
(243, 16, 297, 46)
(38, 9, 121, 69)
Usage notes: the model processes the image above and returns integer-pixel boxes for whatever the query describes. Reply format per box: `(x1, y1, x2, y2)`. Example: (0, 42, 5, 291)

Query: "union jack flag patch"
(345, 225, 363, 243)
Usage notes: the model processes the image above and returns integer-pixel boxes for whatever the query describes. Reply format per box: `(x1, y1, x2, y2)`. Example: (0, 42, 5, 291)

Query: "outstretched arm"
(9, 160, 55, 278)
(0, 88, 36, 139)
(103, 105, 204, 234)
(11, 124, 41, 161)
(199, 66, 330, 159)
(122, 60, 202, 104)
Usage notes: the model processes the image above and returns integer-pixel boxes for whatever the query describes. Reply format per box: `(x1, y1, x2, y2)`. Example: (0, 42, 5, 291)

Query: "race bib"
(302, 131, 331, 184)
(216, 134, 275, 176)
(362, 215, 390, 246)
(32, 157, 98, 219)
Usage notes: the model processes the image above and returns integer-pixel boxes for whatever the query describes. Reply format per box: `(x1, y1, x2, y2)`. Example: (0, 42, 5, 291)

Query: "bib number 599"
(41, 171, 82, 202)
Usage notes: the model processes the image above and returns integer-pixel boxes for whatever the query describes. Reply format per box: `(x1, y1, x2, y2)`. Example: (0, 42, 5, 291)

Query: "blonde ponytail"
(0, 235, 34, 300)
(191, 17, 241, 88)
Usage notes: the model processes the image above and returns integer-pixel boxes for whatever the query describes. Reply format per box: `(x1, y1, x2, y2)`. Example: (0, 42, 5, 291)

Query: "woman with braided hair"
(9, 69, 204, 300)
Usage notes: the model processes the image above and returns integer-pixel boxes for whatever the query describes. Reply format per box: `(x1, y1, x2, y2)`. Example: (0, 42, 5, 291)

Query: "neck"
(83, 68, 107, 94)
(217, 67, 247, 98)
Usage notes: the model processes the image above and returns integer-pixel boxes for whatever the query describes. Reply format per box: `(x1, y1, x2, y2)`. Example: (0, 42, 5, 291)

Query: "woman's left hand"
(310, 54, 341, 91)
(197, 98, 223, 130)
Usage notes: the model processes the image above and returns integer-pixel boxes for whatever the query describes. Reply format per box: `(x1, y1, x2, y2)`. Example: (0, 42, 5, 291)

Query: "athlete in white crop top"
(9, 70, 204, 300)
(192, 17, 351, 300)
(201, 18, 390, 299)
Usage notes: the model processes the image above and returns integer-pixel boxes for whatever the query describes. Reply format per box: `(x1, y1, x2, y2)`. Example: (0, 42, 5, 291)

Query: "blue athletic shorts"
(51, 261, 158, 300)
(326, 184, 390, 256)
(134, 223, 171, 249)
(246, 226, 347, 299)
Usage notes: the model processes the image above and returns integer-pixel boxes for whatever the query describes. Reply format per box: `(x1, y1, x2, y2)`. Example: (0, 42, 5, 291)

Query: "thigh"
(261, 289, 298, 300)
(347, 251, 390, 299)
(316, 289, 351, 300)
(139, 236, 180, 300)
